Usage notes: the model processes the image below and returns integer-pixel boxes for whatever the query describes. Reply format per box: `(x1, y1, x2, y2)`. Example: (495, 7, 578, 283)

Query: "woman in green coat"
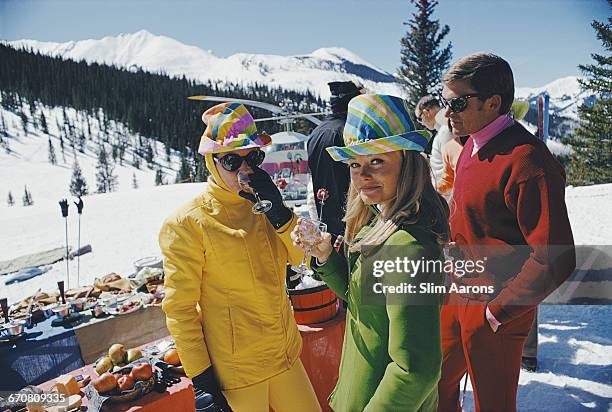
(293, 94, 450, 411)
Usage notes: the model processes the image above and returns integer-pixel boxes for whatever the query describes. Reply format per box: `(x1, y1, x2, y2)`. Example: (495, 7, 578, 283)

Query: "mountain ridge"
(5, 30, 595, 123)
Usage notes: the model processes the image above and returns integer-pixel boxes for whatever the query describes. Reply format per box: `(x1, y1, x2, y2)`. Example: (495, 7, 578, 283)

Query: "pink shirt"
(471, 114, 515, 156)
(471, 114, 515, 328)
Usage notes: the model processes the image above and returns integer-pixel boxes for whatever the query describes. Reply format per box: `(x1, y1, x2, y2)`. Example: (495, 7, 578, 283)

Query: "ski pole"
(74, 197, 84, 288)
(59, 199, 70, 291)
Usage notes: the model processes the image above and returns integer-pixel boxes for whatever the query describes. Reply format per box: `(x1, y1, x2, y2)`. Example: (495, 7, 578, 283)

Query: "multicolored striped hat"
(326, 94, 431, 162)
(198, 102, 272, 155)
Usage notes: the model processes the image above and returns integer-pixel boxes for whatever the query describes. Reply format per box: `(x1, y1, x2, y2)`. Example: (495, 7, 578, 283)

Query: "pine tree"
(145, 141, 154, 167)
(119, 142, 126, 165)
(133, 151, 141, 169)
(78, 130, 86, 153)
(7, 191, 14, 206)
(194, 156, 208, 182)
(20, 109, 28, 133)
(29, 102, 38, 129)
(155, 168, 165, 186)
(69, 161, 89, 196)
(55, 118, 62, 137)
(22, 185, 33, 206)
(95, 146, 118, 193)
(47, 137, 57, 164)
(175, 153, 192, 183)
(567, 6, 612, 185)
(40, 111, 49, 134)
(111, 143, 119, 162)
(132, 172, 139, 189)
(87, 117, 92, 138)
(59, 133, 66, 163)
(165, 144, 172, 163)
(398, 0, 453, 108)
(0, 113, 8, 137)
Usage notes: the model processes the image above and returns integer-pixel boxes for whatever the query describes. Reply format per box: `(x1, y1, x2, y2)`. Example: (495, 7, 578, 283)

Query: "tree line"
(0, 44, 325, 157)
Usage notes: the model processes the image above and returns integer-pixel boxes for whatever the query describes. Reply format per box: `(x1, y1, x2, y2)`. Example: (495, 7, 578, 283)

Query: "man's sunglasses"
(214, 150, 265, 172)
(438, 93, 483, 113)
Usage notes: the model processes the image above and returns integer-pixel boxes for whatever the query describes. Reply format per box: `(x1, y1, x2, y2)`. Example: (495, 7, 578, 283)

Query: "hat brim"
(326, 130, 431, 162)
(198, 133, 272, 155)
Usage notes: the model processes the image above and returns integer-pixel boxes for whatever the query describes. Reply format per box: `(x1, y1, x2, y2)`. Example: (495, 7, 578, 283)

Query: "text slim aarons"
(371, 257, 495, 295)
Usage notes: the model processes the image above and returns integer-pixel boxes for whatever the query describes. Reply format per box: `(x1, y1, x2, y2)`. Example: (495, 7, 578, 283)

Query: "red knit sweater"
(450, 123, 576, 323)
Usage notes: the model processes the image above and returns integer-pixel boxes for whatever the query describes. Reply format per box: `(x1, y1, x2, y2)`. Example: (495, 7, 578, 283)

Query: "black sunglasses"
(438, 93, 483, 113)
(214, 150, 265, 172)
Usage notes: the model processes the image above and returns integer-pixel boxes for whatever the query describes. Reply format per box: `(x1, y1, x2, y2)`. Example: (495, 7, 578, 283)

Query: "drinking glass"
(238, 172, 272, 214)
(291, 219, 327, 277)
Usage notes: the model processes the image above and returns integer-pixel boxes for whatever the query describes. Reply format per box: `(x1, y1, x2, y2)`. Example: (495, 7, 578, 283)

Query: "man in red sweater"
(436, 53, 576, 412)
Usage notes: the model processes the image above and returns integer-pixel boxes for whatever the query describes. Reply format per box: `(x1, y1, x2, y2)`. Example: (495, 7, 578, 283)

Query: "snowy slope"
(0, 103, 180, 212)
(5, 30, 404, 99)
(0, 181, 610, 410)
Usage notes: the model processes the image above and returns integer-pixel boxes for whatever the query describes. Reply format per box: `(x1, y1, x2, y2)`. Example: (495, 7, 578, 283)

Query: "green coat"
(316, 219, 444, 412)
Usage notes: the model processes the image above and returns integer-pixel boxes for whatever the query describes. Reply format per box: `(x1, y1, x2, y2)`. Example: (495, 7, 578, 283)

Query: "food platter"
(105, 298, 142, 316)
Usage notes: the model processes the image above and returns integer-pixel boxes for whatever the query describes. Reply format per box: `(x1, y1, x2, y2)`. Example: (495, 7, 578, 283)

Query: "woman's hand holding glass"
(291, 218, 334, 267)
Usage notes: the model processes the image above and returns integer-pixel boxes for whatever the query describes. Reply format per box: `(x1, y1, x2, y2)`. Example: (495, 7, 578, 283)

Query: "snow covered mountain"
(6, 31, 594, 121)
(6, 30, 403, 99)
(516, 76, 595, 121)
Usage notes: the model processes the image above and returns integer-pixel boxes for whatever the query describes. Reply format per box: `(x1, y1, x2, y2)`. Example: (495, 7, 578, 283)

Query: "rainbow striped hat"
(198, 102, 272, 155)
(326, 94, 431, 162)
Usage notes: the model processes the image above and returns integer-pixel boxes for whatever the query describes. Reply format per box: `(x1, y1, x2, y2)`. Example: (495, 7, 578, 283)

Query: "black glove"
(59, 199, 69, 217)
(74, 197, 84, 214)
(238, 166, 292, 229)
(192, 368, 232, 412)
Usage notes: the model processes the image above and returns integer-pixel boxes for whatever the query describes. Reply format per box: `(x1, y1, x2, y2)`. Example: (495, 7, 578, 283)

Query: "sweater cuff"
(486, 302, 510, 324)
(314, 249, 344, 277)
(485, 306, 502, 330)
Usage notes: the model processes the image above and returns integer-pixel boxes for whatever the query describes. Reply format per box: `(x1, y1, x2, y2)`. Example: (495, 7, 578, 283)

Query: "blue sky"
(0, 0, 608, 87)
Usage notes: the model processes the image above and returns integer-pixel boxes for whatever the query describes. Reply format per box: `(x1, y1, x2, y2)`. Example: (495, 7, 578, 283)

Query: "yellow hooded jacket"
(159, 153, 303, 390)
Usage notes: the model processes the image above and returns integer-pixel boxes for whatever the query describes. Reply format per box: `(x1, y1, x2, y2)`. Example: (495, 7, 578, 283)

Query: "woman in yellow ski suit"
(159, 102, 320, 412)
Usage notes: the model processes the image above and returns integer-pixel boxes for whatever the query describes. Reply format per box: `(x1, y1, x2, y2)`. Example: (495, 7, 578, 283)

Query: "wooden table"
(37, 310, 346, 412)
(38, 337, 194, 412)
(38, 363, 194, 412)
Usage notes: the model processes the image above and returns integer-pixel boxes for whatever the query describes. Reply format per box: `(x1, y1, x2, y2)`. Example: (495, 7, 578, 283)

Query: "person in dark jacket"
(307, 80, 364, 237)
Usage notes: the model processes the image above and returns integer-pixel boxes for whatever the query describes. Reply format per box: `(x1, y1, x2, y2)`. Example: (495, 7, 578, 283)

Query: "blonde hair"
(344, 151, 450, 253)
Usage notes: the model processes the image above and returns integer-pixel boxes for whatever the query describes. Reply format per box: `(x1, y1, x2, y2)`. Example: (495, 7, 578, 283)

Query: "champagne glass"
(238, 172, 272, 214)
(291, 219, 327, 277)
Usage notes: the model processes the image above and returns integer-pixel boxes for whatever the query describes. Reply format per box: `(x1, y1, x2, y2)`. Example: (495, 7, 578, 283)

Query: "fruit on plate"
(108, 343, 127, 365)
(163, 348, 181, 366)
(93, 372, 117, 394)
(117, 299, 141, 313)
(130, 363, 153, 381)
(126, 348, 143, 363)
(117, 374, 135, 391)
(95, 356, 114, 375)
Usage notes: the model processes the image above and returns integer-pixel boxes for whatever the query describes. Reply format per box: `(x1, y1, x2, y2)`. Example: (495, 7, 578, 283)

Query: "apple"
(117, 375, 135, 391)
(108, 344, 127, 366)
(163, 348, 181, 366)
(130, 363, 153, 381)
(93, 372, 117, 394)
(94, 356, 113, 375)
(126, 348, 143, 363)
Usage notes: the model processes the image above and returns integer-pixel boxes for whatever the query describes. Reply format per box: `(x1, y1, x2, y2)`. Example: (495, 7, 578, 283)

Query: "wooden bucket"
(289, 284, 340, 325)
